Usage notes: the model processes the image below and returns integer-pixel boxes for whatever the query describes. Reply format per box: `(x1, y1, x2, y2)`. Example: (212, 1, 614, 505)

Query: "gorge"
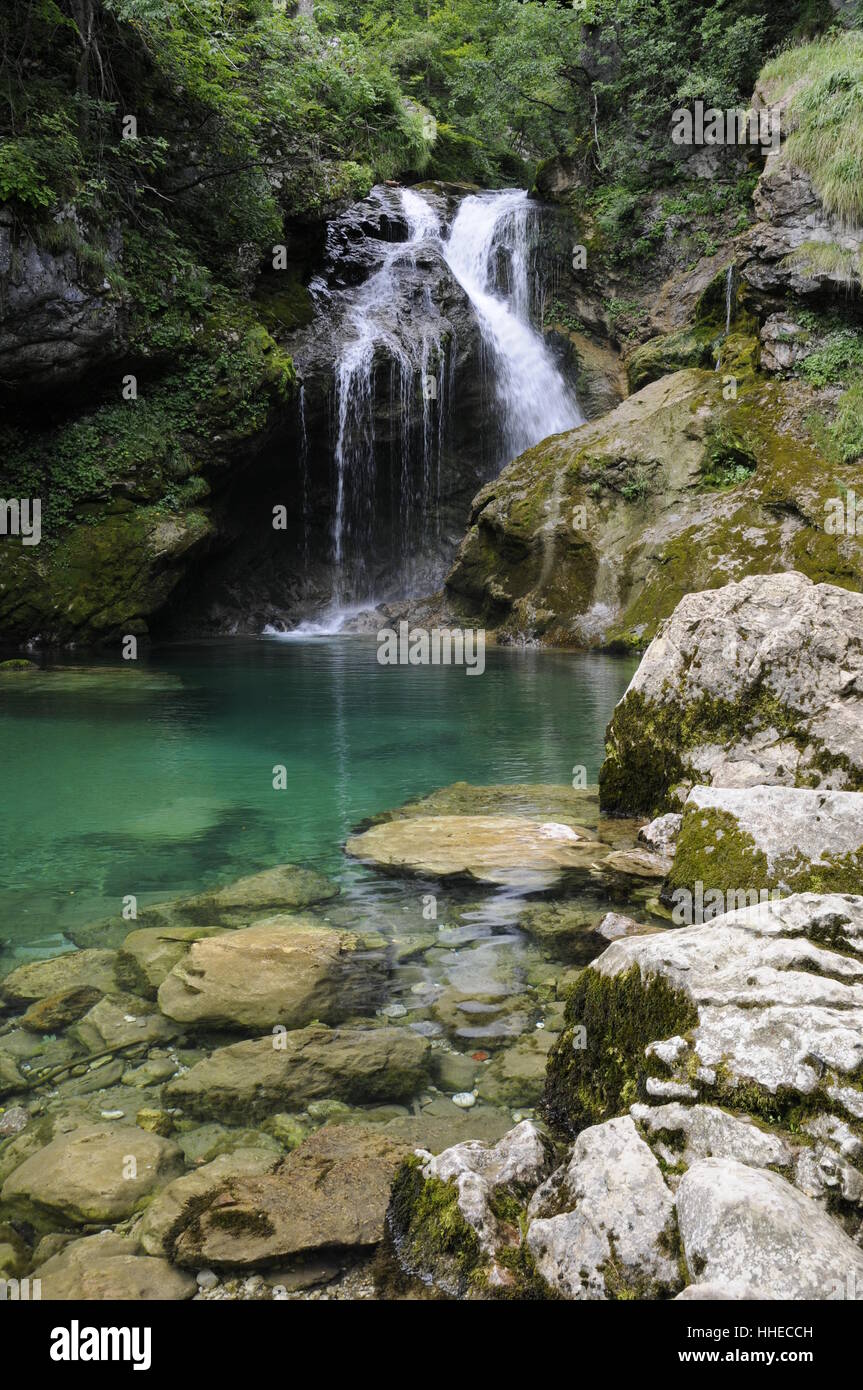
(2, 0, 863, 1321)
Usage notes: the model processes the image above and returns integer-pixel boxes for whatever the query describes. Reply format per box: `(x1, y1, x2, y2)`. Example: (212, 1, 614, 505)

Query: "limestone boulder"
(664, 784, 863, 901)
(526, 1115, 679, 1299)
(677, 1158, 863, 1300)
(157, 916, 383, 1031)
(600, 573, 863, 816)
(545, 893, 863, 1130)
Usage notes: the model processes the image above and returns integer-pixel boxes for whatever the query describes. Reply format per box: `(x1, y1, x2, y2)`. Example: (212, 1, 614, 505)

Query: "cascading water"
(330, 188, 445, 609)
(311, 184, 582, 627)
(443, 189, 583, 461)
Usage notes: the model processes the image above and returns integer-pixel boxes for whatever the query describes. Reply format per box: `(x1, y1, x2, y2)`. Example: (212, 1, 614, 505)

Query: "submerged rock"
(346, 814, 604, 888)
(72, 863, 339, 950)
(1, 1124, 184, 1229)
(157, 917, 383, 1032)
(1, 949, 117, 1006)
(139, 1147, 281, 1257)
(168, 1127, 410, 1269)
(34, 1232, 196, 1301)
(163, 1025, 430, 1122)
(600, 572, 863, 817)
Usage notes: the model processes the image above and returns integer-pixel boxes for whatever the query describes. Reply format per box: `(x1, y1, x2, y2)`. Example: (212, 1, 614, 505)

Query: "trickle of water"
(443, 189, 583, 460)
(298, 385, 311, 569)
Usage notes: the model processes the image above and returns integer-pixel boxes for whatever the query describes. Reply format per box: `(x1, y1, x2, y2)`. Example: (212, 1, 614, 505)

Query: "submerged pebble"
(452, 1091, 477, 1109)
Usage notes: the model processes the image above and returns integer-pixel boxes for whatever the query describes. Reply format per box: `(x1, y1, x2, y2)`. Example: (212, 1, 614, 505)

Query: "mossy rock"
(388, 1155, 485, 1295)
(543, 965, 698, 1136)
(626, 326, 718, 392)
(446, 369, 863, 652)
(0, 658, 37, 671)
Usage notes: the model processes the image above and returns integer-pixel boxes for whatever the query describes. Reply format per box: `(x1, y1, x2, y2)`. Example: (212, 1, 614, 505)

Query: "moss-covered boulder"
(599, 572, 863, 818)
(663, 785, 863, 905)
(388, 1120, 555, 1296)
(544, 892, 863, 1139)
(445, 369, 863, 650)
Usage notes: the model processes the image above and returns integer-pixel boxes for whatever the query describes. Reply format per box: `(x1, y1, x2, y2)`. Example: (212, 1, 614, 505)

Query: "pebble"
(196, 1269, 219, 1290)
(452, 1091, 477, 1109)
(100, 1109, 125, 1120)
(0, 1106, 30, 1137)
(377, 1003, 407, 1019)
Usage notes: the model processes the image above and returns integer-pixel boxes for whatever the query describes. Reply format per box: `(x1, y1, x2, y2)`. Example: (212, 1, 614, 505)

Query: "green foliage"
(576, 0, 825, 184)
(800, 329, 863, 387)
(761, 31, 863, 222)
(701, 426, 758, 488)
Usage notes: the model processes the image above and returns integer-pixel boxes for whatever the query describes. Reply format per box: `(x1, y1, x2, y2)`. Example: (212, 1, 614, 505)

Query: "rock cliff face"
(444, 373, 863, 648)
(0, 210, 126, 396)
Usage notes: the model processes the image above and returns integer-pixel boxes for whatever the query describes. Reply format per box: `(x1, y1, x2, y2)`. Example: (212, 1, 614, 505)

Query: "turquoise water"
(0, 637, 636, 957)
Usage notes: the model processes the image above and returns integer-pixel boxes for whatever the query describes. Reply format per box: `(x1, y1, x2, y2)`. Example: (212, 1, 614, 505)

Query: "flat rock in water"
(139, 1147, 281, 1256)
(0, 949, 117, 1005)
(346, 814, 605, 886)
(69, 863, 339, 949)
(34, 1232, 196, 1300)
(163, 1025, 430, 1122)
(0, 1124, 184, 1228)
(158, 916, 383, 1031)
(370, 781, 601, 829)
(169, 1126, 410, 1268)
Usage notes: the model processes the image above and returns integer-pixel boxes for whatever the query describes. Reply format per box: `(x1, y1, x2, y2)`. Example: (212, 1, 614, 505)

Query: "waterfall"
(324, 184, 581, 616)
(331, 188, 445, 605)
(298, 385, 311, 570)
(443, 189, 582, 461)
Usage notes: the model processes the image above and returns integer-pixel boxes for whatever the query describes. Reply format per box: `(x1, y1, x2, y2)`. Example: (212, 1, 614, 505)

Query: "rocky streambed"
(2, 572, 863, 1301)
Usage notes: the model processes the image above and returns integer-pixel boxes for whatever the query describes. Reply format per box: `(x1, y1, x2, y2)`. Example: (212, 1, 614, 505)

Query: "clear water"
(0, 637, 636, 959)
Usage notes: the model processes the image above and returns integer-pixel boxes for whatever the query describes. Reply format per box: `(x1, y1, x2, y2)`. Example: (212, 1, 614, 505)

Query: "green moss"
(207, 1207, 275, 1238)
(665, 805, 863, 899)
(627, 328, 718, 392)
(493, 1239, 560, 1300)
(388, 1156, 484, 1294)
(543, 965, 698, 1136)
(599, 674, 863, 817)
(663, 807, 770, 897)
(0, 659, 37, 671)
